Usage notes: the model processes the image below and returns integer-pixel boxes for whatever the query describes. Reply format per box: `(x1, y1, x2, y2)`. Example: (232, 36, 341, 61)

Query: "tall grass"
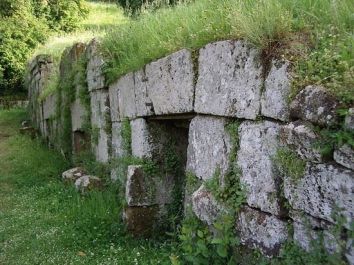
(101, 0, 354, 89)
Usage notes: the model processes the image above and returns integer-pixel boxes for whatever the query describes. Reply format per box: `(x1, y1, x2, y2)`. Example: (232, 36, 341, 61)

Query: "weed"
(274, 147, 306, 183)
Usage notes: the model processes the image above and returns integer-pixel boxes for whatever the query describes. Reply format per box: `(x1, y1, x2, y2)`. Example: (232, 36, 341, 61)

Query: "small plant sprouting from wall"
(274, 147, 306, 183)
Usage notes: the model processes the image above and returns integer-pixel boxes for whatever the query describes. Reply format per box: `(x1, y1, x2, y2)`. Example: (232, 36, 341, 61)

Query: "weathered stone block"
(93, 128, 110, 163)
(195, 40, 263, 119)
(261, 60, 291, 121)
(284, 163, 354, 227)
(75, 175, 102, 193)
(90, 89, 109, 129)
(186, 116, 231, 180)
(86, 39, 105, 92)
(334, 144, 354, 170)
(108, 81, 120, 122)
(192, 185, 224, 225)
(145, 49, 194, 115)
(290, 86, 339, 126)
(280, 121, 323, 162)
(236, 207, 288, 256)
(131, 118, 152, 159)
(126, 165, 157, 206)
(43, 93, 57, 120)
(345, 108, 354, 131)
(62, 167, 86, 181)
(117, 73, 137, 120)
(237, 121, 283, 215)
(124, 206, 159, 237)
(111, 122, 125, 158)
(71, 97, 86, 132)
(134, 69, 154, 117)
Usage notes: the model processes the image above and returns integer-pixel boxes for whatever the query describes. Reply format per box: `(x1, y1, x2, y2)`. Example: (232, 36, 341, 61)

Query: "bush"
(117, 0, 179, 15)
(0, 0, 88, 96)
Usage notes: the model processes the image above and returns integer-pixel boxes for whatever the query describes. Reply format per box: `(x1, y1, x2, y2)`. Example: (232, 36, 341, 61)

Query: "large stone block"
(284, 163, 354, 227)
(145, 49, 194, 115)
(71, 97, 86, 132)
(108, 81, 120, 122)
(116, 73, 137, 120)
(236, 207, 288, 256)
(42, 93, 57, 120)
(186, 116, 231, 180)
(290, 85, 339, 126)
(124, 206, 160, 237)
(334, 144, 354, 170)
(90, 89, 110, 129)
(191, 185, 224, 225)
(195, 40, 263, 119)
(261, 60, 291, 121)
(131, 118, 152, 159)
(86, 38, 105, 92)
(126, 165, 157, 206)
(111, 122, 125, 158)
(280, 121, 324, 163)
(237, 121, 283, 215)
(134, 69, 154, 117)
(93, 128, 110, 163)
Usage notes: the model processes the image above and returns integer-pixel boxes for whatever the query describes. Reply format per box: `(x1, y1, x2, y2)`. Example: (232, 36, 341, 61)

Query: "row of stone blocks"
(28, 38, 354, 262)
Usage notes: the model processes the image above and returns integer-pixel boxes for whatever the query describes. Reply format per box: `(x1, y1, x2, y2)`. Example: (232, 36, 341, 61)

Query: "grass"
(0, 108, 174, 264)
(101, 0, 353, 104)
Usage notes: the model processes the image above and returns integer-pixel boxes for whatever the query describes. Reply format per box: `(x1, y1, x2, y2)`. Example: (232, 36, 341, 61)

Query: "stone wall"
(28, 39, 353, 263)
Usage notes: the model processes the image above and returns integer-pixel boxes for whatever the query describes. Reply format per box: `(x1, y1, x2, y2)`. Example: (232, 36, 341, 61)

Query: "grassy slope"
(101, 0, 353, 104)
(0, 109, 173, 265)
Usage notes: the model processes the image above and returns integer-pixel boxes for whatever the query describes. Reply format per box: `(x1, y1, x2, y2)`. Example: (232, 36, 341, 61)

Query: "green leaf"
(216, 245, 228, 258)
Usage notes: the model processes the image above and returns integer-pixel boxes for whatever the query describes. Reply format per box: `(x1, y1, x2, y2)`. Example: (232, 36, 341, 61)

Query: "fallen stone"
(186, 116, 231, 181)
(345, 108, 354, 131)
(195, 40, 263, 119)
(284, 163, 354, 228)
(236, 207, 288, 257)
(290, 85, 339, 126)
(261, 60, 292, 121)
(19, 127, 37, 139)
(191, 185, 224, 225)
(237, 121, 283, 216)
(75, 175, 102, 192)
(86, 39, 105, 92)
(62, 167, 86, 182)
(334, 144, 354, 170)
(280, 121, 324, 162)
(145, 49, 194, 115)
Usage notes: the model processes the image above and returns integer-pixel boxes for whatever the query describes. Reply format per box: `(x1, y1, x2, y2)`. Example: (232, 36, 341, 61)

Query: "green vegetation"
(0, 108, 174, 264)
(0, 0, 87, 96)
(274, 147, 306, 183)
(101, 0, 353, 105)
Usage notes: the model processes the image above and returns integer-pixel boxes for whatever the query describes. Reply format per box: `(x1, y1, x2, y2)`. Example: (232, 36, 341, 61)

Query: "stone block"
(284, 163, 354, 228)
(108, 80, 120, 122)
(186, 116, 231, 180)
(237, 121, 283, 216)
(62, 167, 86, 182)
(134, 69, 154, 117)
(334, 144, 354, 170)
(86, 39, 105, 92)
(43, 93, 57, 120)
(126, 165, 157, 206)
(236, 207, 288, 257)
(261, 60, 291, 121)
(290, 85, 339, 126)
(90, 89, 109, 129)
(93, 128, 110, 163)
(345, 108, 354, 131)
(192, 185, 224, 225)
(131, 118, 152, 159)
(71, 97, 86, 132)
(124, 206, 160, 237)
(280, 121, 324, 162)
(145, 49, 194, 115)
(116, 73, 137, 120)
(111, 122, 125, 158)
(195, 40, 263, 119)
(75, 175, 102, 193)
